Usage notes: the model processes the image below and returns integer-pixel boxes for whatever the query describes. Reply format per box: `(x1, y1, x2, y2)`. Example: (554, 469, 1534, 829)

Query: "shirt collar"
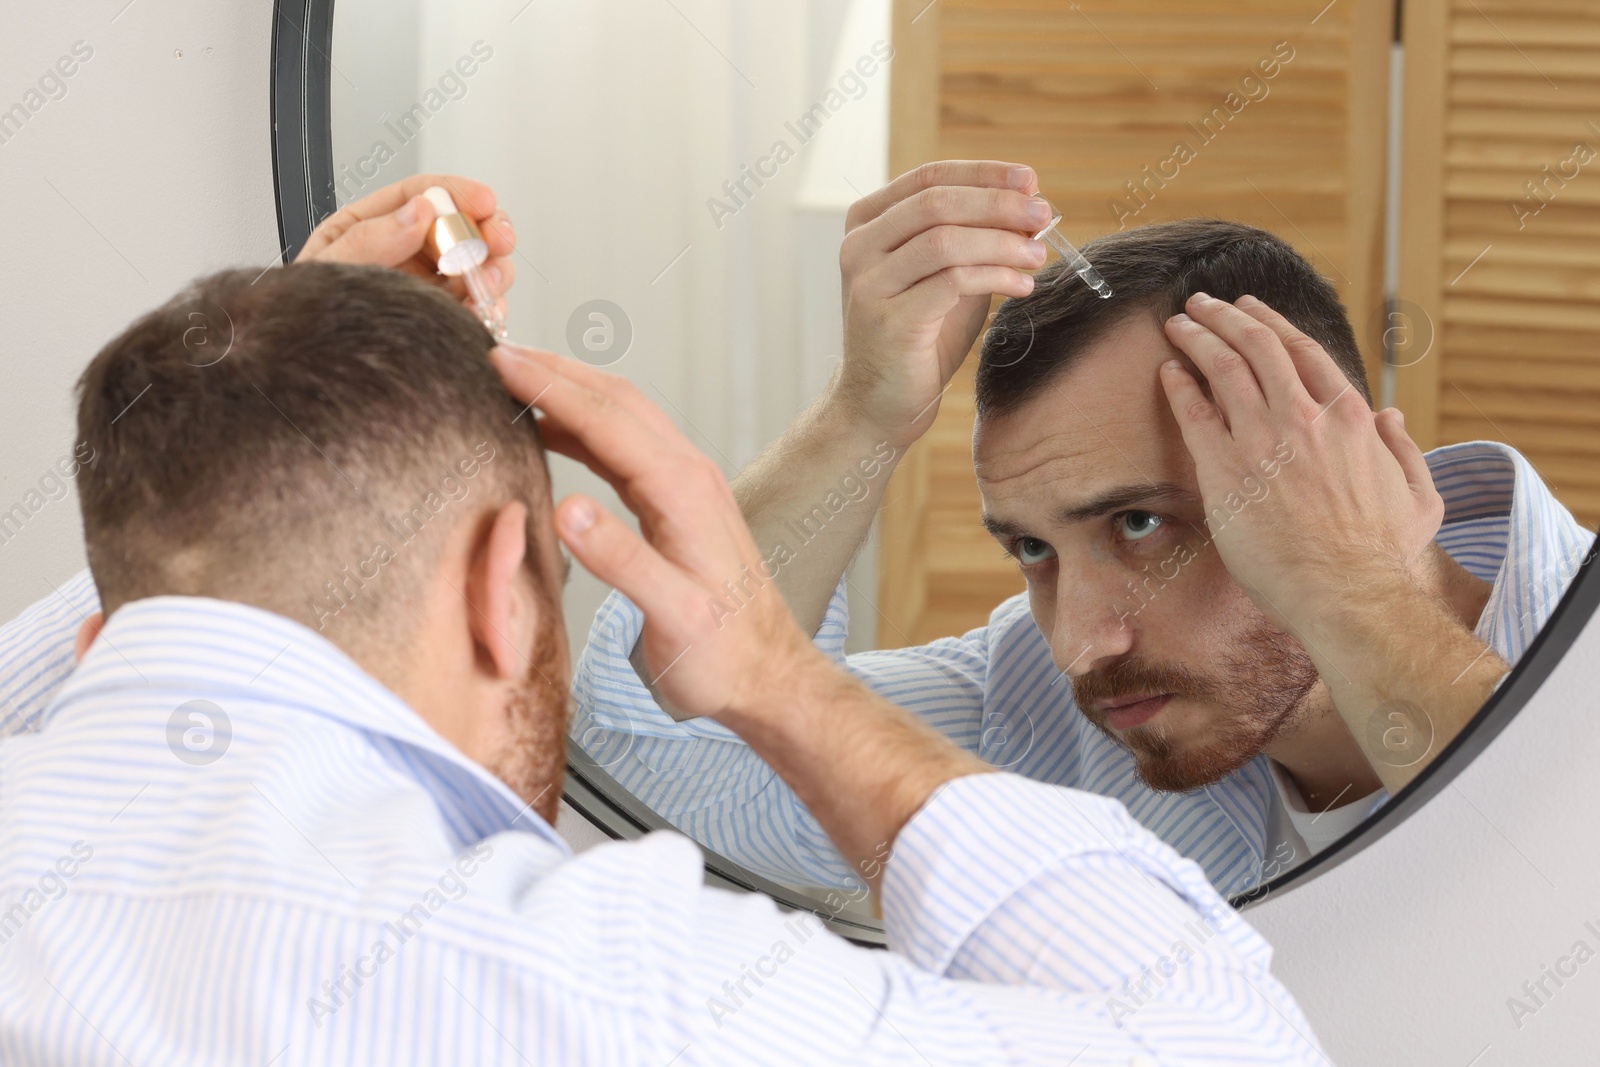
(57, 594, 569, 853)
(1424, 439, 1593, 655)
(1426, 439, 1518, 536)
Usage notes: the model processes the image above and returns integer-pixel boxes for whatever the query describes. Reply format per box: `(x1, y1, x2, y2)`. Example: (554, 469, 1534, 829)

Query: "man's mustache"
(1071, 657, 1218, 720)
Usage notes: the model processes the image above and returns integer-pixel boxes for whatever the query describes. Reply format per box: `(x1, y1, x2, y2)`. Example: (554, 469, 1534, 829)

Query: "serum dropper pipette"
(1030, 196, 1114, 300)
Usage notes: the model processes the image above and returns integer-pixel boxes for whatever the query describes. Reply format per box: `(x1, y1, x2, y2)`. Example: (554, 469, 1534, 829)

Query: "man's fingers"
(294, 174, 513, 291)
(531, 415, 646, 510)
(299, 175, 497, 258)
(530, 418, 607, 485)
(408, 174, 497, 223)
(488, 347, 695, 491)
(851, 185, 1052, 263)
(500, 353, 757, 609)
(843, 160, 1037, 230)
(359, 173, 494, 220)
(555, 495, 702, 631)
(1234, 294, 1352, 407)
(892, 266, 1035, 325)
(1162, 314, 1267, 431)
(856, 225, 1045, 299)
(432, 260, 516, 311)
(477, 210, 516, 259)
(1160, 358, 1231, 462)
(1183, 293, 1308, 411)
(483, 258, 515, 297)
(1375, 407, 1440, 503)
(493, 344, 682, 440)
(301, 195, 437, 269)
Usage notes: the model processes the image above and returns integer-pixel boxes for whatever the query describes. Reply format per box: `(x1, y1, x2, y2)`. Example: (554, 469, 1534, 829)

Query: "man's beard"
(1072, 616, 1320, 792)
(484, 615, 569, 827)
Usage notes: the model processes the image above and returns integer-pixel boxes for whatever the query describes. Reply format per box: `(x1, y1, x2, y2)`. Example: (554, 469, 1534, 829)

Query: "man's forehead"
(973, 313, 1189, 489)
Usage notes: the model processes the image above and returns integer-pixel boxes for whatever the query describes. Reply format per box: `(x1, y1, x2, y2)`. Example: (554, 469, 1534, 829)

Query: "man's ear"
(466, 502, 539, 681)
(74, 612, 104, 663)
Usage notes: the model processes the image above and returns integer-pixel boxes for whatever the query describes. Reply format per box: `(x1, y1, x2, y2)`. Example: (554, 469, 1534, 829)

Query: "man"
(0, 173, 517, 742)
(0, 227, 1328, 1059)
(573, 161, 1595, 898)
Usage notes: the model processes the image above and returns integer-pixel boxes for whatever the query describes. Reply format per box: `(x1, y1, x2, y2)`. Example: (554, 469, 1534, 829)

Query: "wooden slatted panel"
(881, 0, 1393, 646)
(1396, 0, 1600, 530)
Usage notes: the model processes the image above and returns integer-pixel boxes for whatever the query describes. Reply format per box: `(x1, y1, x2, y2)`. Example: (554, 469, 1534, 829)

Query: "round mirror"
(271, 0, 1600, 941)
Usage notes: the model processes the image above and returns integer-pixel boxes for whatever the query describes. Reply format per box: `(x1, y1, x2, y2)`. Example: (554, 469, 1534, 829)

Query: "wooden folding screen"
(880, 0, 1394, 645)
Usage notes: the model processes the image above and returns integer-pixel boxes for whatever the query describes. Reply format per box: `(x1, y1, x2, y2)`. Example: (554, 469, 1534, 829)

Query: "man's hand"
(1158, 292, 1507, 789)
(295, 174, 516, 321)
(487, 344, 991, 889)
(718, 160, 1050, 637)
(1158, 291, 1442, 623)
(835, 160, 1049, 448)
(487, 344, 815, 721)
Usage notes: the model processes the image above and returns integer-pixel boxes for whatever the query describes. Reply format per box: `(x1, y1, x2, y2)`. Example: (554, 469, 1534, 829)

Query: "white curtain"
(336, 0, 895, 650)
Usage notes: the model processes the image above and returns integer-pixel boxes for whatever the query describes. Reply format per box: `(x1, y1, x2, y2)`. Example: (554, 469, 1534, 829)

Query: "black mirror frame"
(271, 0, 1600, 934)
(271, 0, 338, 260)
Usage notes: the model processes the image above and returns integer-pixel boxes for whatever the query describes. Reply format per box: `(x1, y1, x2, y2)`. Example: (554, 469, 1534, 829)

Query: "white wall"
(0, 0, 277, 618)
(6, 1, 1600, 1062)
(1249, 592, 1600, 1066)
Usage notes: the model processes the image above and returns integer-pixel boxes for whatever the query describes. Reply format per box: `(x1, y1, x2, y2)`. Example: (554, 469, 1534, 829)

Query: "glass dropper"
(1031, 198, 1113, 299)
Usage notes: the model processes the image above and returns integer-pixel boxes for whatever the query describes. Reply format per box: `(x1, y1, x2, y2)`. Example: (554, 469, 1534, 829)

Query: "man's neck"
(1264, 541, 1495, 810)
(1263, 686, 1382, 812)
(1422, 540, 1496, 633)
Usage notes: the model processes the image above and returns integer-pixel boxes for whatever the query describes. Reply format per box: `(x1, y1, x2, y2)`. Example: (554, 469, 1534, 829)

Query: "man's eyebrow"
(981, 481, 1195, 538)
(1054, 481, 1195, 523)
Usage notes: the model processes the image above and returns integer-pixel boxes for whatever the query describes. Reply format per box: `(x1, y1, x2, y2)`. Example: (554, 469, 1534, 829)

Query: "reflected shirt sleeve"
(571, 578, 993, 888)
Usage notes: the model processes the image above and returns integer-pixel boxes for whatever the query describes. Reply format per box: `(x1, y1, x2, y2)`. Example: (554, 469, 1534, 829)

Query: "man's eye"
(1116, 511, 1164, 542)
(1016, 537, 1056, 565)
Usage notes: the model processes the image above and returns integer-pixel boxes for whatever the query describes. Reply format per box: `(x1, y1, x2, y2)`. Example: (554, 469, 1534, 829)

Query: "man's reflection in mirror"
(573, 205, 1596, 899)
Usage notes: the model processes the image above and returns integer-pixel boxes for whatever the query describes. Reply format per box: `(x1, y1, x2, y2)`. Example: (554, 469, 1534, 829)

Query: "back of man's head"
(76, 261, 551, 664)
(975, 218, 1371, 418)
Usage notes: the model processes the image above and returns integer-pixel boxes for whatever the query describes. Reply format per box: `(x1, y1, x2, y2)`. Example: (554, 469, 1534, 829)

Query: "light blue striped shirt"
(570, 441, 1595, 897)
(0, 594, 1331, 1064)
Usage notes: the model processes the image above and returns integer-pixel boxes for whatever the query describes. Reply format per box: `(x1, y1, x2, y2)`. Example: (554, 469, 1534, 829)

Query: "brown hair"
(75, 261, 551, 652)
(975, 218, 1370, 418)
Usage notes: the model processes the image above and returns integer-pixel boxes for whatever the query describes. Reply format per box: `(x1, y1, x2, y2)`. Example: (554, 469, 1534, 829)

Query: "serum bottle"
(421, 185, 508, 341)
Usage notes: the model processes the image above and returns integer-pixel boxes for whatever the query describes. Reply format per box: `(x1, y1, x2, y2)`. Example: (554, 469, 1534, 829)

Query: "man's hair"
(975, 218, 1371, 418)
(76, 261, 551, 654)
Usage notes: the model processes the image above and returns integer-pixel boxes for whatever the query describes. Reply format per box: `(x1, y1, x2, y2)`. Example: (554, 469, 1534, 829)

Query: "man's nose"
(1052, 565, 1138, 679)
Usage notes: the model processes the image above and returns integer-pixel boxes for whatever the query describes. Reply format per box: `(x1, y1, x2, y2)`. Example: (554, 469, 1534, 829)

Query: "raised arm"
(493, 343, 989, 884)
(1161, 292, 1508, 793)
(727, 160, 1050, 636)
(493, 343, 1330, 1065)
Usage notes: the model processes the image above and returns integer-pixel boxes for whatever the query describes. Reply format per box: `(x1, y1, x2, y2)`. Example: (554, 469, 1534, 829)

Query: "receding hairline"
(979, 299, 1184, 421)
(974, 217, 1373, 420)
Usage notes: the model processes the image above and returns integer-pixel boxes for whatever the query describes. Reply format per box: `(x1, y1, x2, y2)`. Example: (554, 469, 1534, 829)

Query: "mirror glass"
(329, 0, 1599, 925)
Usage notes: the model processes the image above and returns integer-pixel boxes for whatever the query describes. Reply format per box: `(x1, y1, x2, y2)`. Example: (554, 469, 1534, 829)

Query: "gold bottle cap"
(421, 186, 488, 276)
